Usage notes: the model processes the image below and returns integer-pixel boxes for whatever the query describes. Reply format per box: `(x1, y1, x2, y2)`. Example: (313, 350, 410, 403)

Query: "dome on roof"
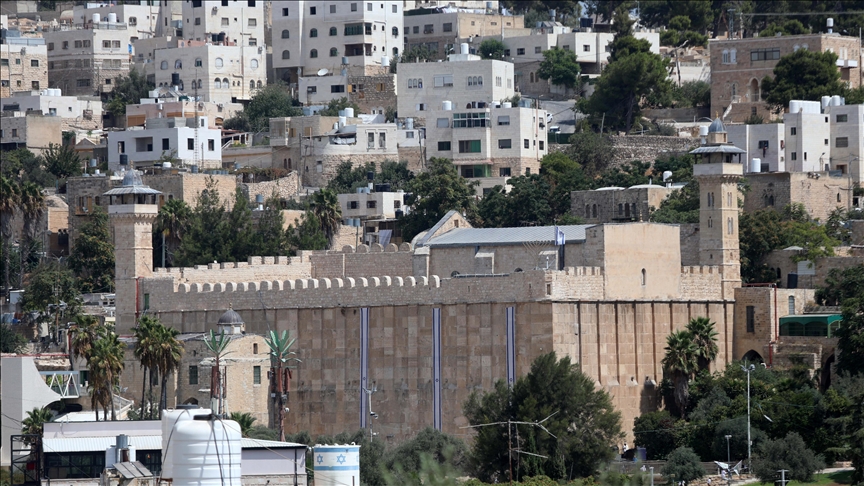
(707, 117, 726, 133)
(121, 170, 145, 187)
(217, 305, 244, 326)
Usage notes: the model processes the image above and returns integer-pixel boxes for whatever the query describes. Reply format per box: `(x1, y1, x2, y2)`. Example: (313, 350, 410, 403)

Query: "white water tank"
(831, 95, 842, 106)
(107, 12, 117, 23)
(405, 118, 414, 130)
(338, 116, 347, 128)
(161, 407, 212, 481)
(750, 158, 761, 173)
(442, 100, 452, 111)
(789, 100, 802, 114)
(381, 56, 390, 67)
(460, 43, 469, 54)
(821, 96, 831, 111)
(662, 170, 673, 182)
(171, 416, 241, 486)
(344, 107, 354, 118)
(314, 444, 360, 486)
(502, 102, 512, 108)
(92, 13, 101, 23)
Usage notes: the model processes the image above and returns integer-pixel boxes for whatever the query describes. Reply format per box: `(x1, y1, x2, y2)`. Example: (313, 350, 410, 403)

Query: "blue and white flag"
(555, 226, 566, 246)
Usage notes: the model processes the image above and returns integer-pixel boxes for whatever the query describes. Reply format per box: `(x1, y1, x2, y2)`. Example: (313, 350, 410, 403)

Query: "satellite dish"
(317, 68, 329, 76)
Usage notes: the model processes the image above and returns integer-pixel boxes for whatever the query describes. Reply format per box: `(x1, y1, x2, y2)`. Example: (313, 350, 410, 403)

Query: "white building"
(107, 116, 222, 172)
(1, 89, 103, 131)
(125, 86, 243, 128)
(727, 99, 864, 182)
(181, 0, 265, 46)
(69, 2, 161, 41)
(271, 0, 403, 85)
(339, 190, 407, 220)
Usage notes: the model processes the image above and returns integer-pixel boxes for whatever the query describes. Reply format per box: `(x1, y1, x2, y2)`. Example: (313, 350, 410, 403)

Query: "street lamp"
(741, 363, 756, 469)
(725, 435, 732, 463)
(649, 466, 654, 486)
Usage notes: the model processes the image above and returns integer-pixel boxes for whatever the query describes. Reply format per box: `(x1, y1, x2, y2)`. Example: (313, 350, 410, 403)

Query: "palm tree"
(17, 182, 45, 285)
(133, 316, 160, 419)
(229, 412, 257, 437)
(1, 176, 20, 297)
(686, 317, 719, 372)
(21, 407, 54, 444)
(155, 199, 191, 266)
(89, 333, 125, 420)
(152, 324, 183, 417)
(662, 330, 698, 418)
(310, 189, 342, 249)
(70, 315, 107, 362)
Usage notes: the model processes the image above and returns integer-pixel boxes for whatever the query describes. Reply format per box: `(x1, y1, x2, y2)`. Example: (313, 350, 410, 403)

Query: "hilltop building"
(0, 24, 48, 98)
(2, 88, 103, 131)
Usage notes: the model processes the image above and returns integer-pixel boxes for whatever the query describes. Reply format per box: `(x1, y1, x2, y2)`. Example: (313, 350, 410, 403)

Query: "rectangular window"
(836, 137, 849, 148)
(248, 18, 257, 26)
(438, 141, 451, 151)
(367, 201, 377, 209)
(48, 42, 54, 50)
(499, 167, 511, 177)
(517, 48, 525, 55)
(194, 17, 201, 25)
(524, 139, 530, 149)
(413, 26, 419, 34)
(406, 131, 414, 139)
(367, 2, 373, 11)
(310, 6, 316, 14)
(11, 129, 18, 137)
(345, 23, 363, 36)
(539, 141, 545, 150)
(195, 58, 202, 67)
(836, 114, 848, 122)
(452, 112, 488, 128)
(351, 3, 357, 11)
(189, 366, 199, 385)
(368, 132, 375, 148)
(534, 46, 541, 54)
(208, 139, 215, 151)
(790, 127, 797, 135)
(458, 140, 481, 153)
(253, 366, 261, 385)
(378, 132, 386, 148)
(331, 85, 345, 93)
(282, 7, 289, 16)
(162, 138, 169, 150)
(497, 115, 510, 126)
(112, 40, 121, 48)
(307, 86, 317, 94)
(187, 138, 194, 150)
(349, 201, 358, 209)
(746, 306, 755, 333)
(331, 5, 336, 13)
(791, 152, 797, 160)
(143, 293, 150, 310)
(750, 48, 781, 61)
(498, 139, 512, 149)
(433, 75, 454, 87)
(103, 40, 111, 48)
(443, 23, 452, 32)
(74, 40, 83, 48)
(436, 118, 449, 128)
(424, 24, 434, 34)
(31, 81, 39, 90)
(118, 141, 125, 153)
(84, 40, 91, 47)
(392, 5, 397, 13)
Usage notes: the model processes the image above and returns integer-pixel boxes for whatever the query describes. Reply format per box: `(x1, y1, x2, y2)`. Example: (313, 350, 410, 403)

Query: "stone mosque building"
(109, 120, 751, 442)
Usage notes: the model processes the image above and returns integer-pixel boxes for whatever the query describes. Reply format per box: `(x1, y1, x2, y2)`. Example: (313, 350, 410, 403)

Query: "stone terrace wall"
(310, 243, 414, 279)
(152, 256, 312, 285)
(607, 135, 697, 168)
(244, 173, 301, 201)
(679, 266, 725, 301)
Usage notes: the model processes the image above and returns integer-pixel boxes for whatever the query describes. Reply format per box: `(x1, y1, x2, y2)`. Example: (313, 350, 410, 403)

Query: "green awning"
(779, 314, 842, 337)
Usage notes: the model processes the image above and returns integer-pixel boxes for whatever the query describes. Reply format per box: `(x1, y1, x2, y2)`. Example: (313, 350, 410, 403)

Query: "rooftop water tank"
(314, 444, 360, 486)
(405, 118, 414, 130)
(831, 95, 842, 106)
(344, 107, 354, 118)
(90, 159, 98, 167)
(170, 415, 241, 486)
(750, 158, 761, 173)
(698, 125, 709, 137)
(162, 162, 172, 169)
(789, 100, 802, 114)
(161, 408, 207, 480)
(502, 102, 512, 108)
(191, 165, 199, 174)
(442, 100, 452, 111)
(821, 96, 831, 111)
(382, 56, 390, 67)
(342, 57, 349, 65)
(460, 43, 469, 54)
(338, 116, 347, 128)
(92, 13, 101, 23)
(107, 13, 117, 23)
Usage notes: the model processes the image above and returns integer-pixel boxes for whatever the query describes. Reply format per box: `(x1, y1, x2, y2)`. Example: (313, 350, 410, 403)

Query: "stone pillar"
(694, 162, 743, 300)
(109, 204, 158, 333)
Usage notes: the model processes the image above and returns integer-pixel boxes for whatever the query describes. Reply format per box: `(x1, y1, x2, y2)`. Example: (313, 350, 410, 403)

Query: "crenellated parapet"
(679, 265, 725, 301)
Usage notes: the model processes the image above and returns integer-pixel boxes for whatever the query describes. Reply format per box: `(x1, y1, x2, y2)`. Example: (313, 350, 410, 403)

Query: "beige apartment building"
(403, 11, 523, 60)
(181, 0, 265, 46)
(1, 40, 48, 98)
(1, 90, 103, 131)
(271, 0, 403, 85)
(710, 33, 861, 123)
(69, 3, 162, 41)
(0, 112, 63, 155)
(44, 23, 135, 97)
(153, 42, 265, 103)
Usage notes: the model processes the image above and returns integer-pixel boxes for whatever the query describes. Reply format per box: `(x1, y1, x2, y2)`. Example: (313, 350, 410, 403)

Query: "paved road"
(536, 99, 579, 134)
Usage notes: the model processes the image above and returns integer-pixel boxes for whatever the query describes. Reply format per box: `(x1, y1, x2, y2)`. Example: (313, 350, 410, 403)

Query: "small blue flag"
(555, 226, 565, 246)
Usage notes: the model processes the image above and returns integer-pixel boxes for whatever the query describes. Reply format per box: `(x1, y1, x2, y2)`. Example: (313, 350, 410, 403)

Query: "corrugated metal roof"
(425, 225, 592, 248)
(689, 146, 746, 154)
(103, 186, 162, 196)
(42, 435, 306, 453)
(114, 462, 153, 478)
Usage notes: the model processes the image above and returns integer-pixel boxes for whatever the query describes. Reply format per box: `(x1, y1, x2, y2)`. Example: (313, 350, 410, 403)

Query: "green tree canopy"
(816, 265, 864, 375)
(752, 433, 825, 483)
(383, 428, 469, 485)
(21, 261, 80, 317)
(224, 83, 301, 132)
(399, 158, 478, 242)
(661, 447, 704, 483)
(42, 143, 83, 181)
(68, 207, 115, 293)
(1, 148, 54, 187)
(464, 352, 622, 481)
(537, 47, 581, 91)
(478, 39, 506, 60)
(105, 69, 154, 119)
(1, 324, 29, 353)
(761, 50, 848, 112)
(318, 97, 361, 117)
(633, 410, 684, 460)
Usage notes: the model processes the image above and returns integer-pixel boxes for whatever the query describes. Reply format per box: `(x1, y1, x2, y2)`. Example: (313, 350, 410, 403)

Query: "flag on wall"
(432, 307, 442, 431)
(555, 226, 566, 246)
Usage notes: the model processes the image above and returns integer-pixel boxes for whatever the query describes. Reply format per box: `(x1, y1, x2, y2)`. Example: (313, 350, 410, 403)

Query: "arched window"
(727, 217, 734, 235)
(194, 57, 202, 67)
(708, 217, 712, 228)
(281, 29, 290, 39)
(722, 49, 730, 63)
(175, 59, 182, 68)
(640, 269, 646, 286)
(392, 26, 398, 36)
(222, 77, 229, 87)
(250, 80, 255, 90)
(257, 80, 262, 88)
(215, 57, 223, 68)
(393, 47, 399, 55)
(585, 205, 590, 218)
(730, 49, 737, 63)
(329, 27, 337, 36)
(197, 79, 202, 89)
(310, 49, 318, 58)
(250, 59, 259, 69)
(591, 204, 597, 218)
(160, 60, 168, 70)
(330, 48, 338, 57)
(618, 203, 623, 216)
(727, 192, 732, 207)
(215, 78, 221, 89)
(282, 50, 290, 59)
(768, 195, 775, 206)
(477, 76, 483, 86)
(310, 28, 318, 37)
(625, 203, 631, 218)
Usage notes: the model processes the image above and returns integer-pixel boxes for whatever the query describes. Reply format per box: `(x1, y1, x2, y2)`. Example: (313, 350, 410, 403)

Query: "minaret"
(104, 171, 161, 333)
(691, 118, 745, 300)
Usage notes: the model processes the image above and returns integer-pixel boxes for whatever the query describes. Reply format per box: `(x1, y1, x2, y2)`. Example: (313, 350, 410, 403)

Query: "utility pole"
(777, 470, 789, 486)
(741, 364, 755, 469)
(725, 435, 732, 464)
(363, 386, 378, 441)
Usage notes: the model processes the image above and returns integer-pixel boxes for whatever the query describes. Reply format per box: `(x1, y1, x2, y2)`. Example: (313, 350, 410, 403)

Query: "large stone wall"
(743, 171, 851, 222)
(347, 74, 397, 115)
(607, 135, 697, 168)
(152, 256, 312, 285)
(310, 244, 415, 279)
(244, 173, 301, 202)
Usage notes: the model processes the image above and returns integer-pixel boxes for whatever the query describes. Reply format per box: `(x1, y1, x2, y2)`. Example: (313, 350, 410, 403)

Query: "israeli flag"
(555, 226, 566, 246)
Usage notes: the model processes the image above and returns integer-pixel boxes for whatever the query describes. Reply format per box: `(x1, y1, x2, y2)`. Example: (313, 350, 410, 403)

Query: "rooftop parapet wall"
(310, 243, 415, 279)
(152, 256, 312, 285)
(679, 266, 725, 301)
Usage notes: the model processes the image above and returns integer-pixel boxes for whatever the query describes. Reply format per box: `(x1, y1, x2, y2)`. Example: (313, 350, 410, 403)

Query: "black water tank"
(218, 32, 226, 42)
(171, 72, 181, 86)
(366, 171, 374, 181)
(580, 18, 594, 28)
(395, 210, 404, 218)
(119, 154, 128, 165)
